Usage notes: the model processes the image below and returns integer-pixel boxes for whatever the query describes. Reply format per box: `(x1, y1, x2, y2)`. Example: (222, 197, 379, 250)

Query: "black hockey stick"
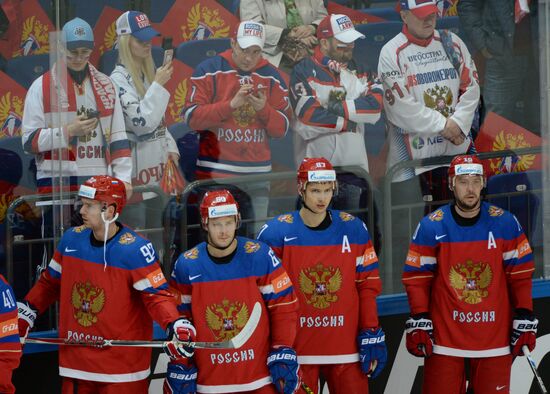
(25, 301, 261, 350)
(523, 346, 548, 394)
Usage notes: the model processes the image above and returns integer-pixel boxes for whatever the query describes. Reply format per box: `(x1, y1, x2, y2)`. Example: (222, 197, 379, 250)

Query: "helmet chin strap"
(101, 209, 119, 271)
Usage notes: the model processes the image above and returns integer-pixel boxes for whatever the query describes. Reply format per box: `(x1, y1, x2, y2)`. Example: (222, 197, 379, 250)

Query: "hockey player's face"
(303, 182, 334, 214)
(453, 175, 483, 211)
(207, 216, 237, 249)
(325, 38, 355, 63)
(231, 41, 263, 72)
(402, 11, 437, 40)
(80, 198, 103, 229)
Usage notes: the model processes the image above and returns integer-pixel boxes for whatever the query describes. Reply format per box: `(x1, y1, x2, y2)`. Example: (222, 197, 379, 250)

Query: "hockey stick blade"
(25, 301, 262, 350)
(523, 345, 549, 394)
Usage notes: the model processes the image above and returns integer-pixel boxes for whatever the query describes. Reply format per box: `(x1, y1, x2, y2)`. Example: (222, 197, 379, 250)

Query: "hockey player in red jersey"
(403, 154, 537, 394)
(258, 157, 386, 394)
(166, 189, 300, 394)
(16, 175, 192, 394)
(0, 274, 21, 394)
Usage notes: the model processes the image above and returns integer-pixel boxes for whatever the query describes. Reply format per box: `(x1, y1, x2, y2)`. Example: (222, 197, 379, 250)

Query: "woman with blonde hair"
(110, 10, 180, 254)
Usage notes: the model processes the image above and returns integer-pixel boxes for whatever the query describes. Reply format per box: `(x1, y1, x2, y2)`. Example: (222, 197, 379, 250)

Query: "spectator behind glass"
(290, 14, 384, 214)
(378, 0, 480, 205)
(458, 0, 540, 134)
(21, 17, 132, 274)
(181, 20, 291, 236)
(110, 11, 180, 254)
(240, 0, 327, 72)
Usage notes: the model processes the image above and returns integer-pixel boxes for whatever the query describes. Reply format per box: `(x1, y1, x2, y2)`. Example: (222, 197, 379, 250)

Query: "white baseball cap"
(236, 21, 266, 49)
(317, 14, 364, 44)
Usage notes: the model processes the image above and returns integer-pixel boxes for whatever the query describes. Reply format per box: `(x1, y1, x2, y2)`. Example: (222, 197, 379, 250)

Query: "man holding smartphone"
(22, 17, 132, 195)
(182, 20, 291, 236)
(21, 17, 132, 264)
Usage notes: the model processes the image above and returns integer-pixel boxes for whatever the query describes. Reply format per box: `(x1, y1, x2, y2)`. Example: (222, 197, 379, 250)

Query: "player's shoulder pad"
(240, 238, 267, 255)
(336, 210, 356, 223)
(275, 213, 295, 225)
(116, 226, 149, 248)
(181, 245, 201, 261)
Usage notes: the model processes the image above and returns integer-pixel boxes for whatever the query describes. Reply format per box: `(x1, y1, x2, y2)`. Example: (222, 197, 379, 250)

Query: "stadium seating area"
(0, 0, 543, 301)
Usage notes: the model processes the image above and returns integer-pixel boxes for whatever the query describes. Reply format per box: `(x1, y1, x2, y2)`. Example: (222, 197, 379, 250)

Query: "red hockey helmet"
(199, 189, 241, 228)
(78, 175, 127, 214)
(448, 154, 485, 189)
(297, 157, 337, 194)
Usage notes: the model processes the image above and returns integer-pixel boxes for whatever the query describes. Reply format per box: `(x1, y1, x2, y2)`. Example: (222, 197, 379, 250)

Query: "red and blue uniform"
(182, 50, 291, 179)
(170, 237, 298, 393)
(0, 274, 21, 394)
(258, 210, 382, 393)
(23, 224, 179, 383)
(403, 202, 534, 357)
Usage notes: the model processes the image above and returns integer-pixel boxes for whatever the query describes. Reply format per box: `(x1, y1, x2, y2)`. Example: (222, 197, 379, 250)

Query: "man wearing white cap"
(378, 0, 480, 207)
(182, 20, 291, 235)
(290, 14, 383, 215)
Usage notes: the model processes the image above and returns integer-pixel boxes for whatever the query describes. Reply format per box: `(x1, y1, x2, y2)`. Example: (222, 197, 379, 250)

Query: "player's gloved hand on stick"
(405, 313, 434, 357)
(357, 327, 387, 378)
(164, 318, 197, 360)
(163, 360, 197, 394)
(267, 346, 301, 394)
(17, 301, 37, 342)
(511, 309, 538, 357)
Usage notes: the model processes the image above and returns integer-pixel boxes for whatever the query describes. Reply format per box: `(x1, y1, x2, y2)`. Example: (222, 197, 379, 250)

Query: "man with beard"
(289, 14, 383, 212)
(402, 154, 537, 393)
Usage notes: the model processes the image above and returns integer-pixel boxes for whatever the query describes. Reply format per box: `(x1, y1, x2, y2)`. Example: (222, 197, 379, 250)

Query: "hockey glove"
(164, 318, 196, 360)
(357, 327, 387, 379)
(405, 314, 434, 357)
(163, 360, 197, 394)
(511, 309, 538, 357)
(267, 347, 301, 394)
(17, 301, 37, 342)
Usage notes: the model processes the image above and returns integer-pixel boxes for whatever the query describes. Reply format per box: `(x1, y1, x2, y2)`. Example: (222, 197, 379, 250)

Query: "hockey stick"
(523, 345, 548, 394)
(25, 301, 262, 350)
(301, 382, 314, 394)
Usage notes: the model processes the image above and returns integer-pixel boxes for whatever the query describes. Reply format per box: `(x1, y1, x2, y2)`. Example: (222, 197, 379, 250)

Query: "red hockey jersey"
(258, 210, 382, 364)
(403, 203, 534, 357)
(182, 50, 291, 179)
(170, 237, 298, 393)
(24, 224, 179, 382)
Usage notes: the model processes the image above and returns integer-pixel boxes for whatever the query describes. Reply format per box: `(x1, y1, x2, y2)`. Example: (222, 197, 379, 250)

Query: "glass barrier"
(0, 0, 547, 315)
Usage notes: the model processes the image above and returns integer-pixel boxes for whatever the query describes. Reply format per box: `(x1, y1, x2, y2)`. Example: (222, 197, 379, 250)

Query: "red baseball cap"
(400, 0, 438, 19)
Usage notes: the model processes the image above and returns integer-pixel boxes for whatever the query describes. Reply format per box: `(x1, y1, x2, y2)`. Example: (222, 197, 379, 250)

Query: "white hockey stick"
(25, 301, 262, 350)
(523, 345, 548, 394)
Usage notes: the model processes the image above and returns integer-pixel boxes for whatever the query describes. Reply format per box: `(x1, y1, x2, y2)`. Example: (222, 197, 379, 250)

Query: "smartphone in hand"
(86, 109, 100, 119)
(162, 37, 173, 65)
(162, 49, 173, 65)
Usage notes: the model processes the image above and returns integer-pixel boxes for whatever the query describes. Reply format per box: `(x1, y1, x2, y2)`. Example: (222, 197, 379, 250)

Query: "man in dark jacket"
(458, 0, 539, 133)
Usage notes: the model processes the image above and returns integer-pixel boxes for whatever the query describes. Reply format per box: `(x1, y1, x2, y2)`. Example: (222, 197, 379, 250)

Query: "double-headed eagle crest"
(423, 84, 453, 118)
(205, 299, 249, 341)
(71, 281, 105, 327)
(449, 260, 492, 304)
(299, 263, 342, 309)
